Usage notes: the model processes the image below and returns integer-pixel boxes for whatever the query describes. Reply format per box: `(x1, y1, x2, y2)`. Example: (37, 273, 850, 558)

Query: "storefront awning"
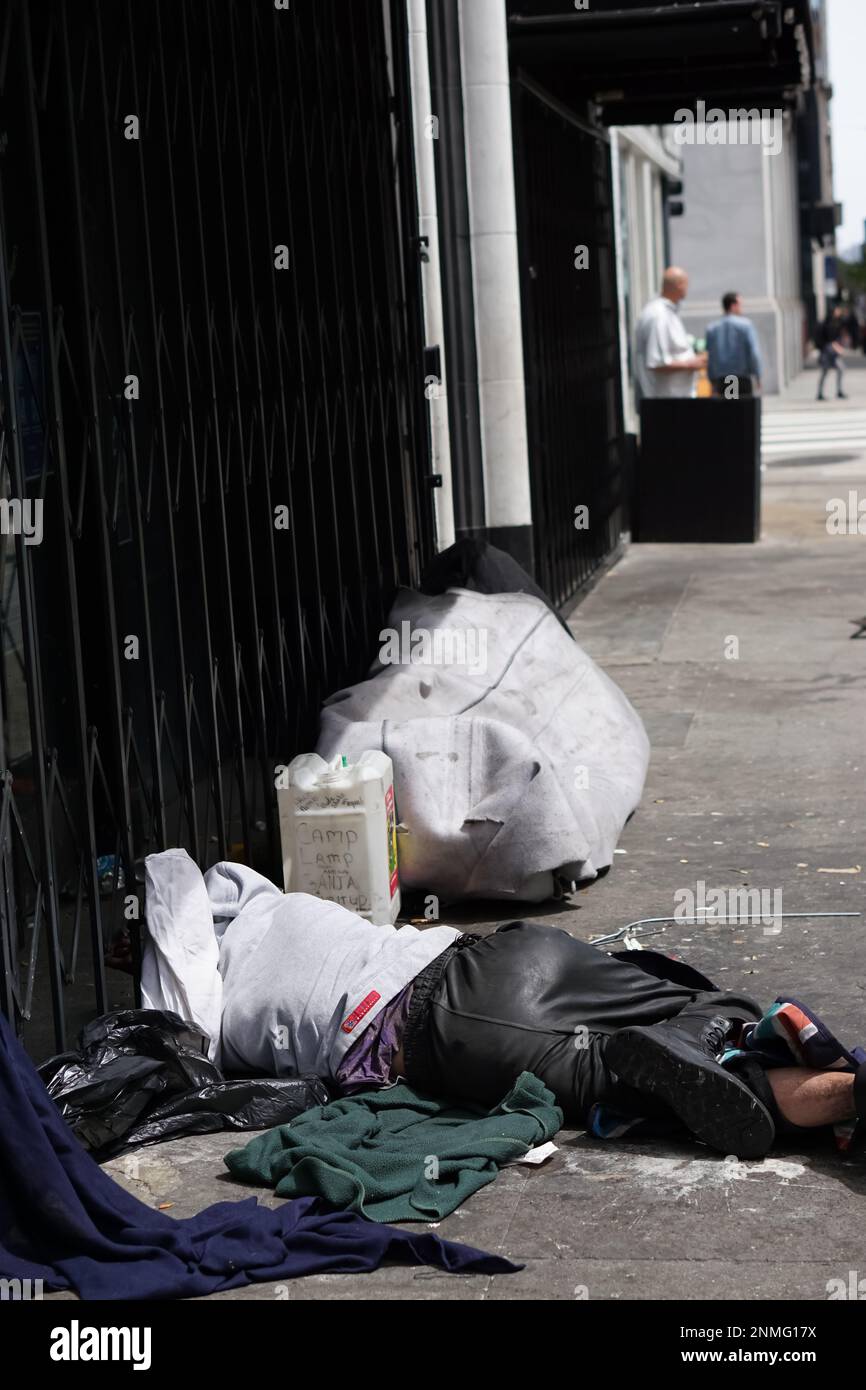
(507, 0, 818, 125)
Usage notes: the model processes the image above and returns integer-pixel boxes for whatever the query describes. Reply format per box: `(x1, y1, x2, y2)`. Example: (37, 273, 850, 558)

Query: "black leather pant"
(404, 921, 763, 1125)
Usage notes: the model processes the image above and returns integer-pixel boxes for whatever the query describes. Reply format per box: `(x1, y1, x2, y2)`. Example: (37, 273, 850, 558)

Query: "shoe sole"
(606, 1027, 775, 1159)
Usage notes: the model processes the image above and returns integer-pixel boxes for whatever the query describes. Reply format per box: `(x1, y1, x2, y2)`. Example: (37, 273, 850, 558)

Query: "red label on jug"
(385, 784, 398, 899)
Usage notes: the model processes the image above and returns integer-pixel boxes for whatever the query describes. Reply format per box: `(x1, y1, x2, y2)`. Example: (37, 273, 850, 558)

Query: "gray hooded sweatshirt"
(142, 849, 459, 1081)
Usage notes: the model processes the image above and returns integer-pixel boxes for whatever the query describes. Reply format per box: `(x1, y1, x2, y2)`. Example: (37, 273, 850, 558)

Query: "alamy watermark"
(674, 879, 783, 937)
(378, 620, 488, 675)
(0, 497, 42, 545)
(1, 1277, 43, 1300)
(673, 102, 784, 158)
(49, 1321, 151, 1370)
(826, 491, 866, 535)
(827, 1271, 866, 1300)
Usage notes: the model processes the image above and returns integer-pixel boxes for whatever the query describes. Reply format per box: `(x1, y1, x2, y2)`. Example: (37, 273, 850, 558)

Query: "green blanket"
(224, 1071, 562, 1223)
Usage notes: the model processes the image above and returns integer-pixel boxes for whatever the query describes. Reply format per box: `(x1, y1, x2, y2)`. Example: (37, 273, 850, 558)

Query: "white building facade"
(611, 125, 682, 432)
(670, 114, 806, 395)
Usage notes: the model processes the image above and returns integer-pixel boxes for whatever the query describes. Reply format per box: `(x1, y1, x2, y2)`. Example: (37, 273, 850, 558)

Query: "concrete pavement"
(94, 361, 866, 1301)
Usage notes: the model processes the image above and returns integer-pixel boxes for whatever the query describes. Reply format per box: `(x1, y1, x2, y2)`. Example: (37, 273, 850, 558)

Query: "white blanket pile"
(316, 587, 650, 903)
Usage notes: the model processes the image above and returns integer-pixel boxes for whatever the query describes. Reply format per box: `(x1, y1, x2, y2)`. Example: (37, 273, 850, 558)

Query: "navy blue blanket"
(0, 1009, 517, 1299)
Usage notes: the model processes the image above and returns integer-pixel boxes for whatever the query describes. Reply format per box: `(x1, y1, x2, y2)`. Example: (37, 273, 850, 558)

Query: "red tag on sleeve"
(341, 991, 381, 1034)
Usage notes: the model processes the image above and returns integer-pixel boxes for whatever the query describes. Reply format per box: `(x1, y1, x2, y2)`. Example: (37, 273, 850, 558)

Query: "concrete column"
(641, 158, 656, 297)
(407, 0, 455, 550)
(457, 0, 533, 567)
(610, 131, 636, 435)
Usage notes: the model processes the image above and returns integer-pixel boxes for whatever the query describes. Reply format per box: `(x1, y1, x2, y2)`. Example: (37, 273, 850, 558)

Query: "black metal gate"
(0, 0, 433, 1052)
(512, 77, 624, 611)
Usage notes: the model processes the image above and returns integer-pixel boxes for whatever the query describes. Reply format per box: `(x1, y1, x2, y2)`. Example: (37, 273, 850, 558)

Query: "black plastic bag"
(39, 1009, 329, 1162)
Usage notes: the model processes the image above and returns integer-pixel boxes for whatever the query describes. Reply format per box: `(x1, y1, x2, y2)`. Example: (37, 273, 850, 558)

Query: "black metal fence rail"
(0, 0, 432, 1051)
(512, 77, 624, 611)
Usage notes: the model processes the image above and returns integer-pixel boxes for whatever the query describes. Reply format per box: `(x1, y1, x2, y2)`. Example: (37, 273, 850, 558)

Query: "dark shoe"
(838, 393, 849, 400)
(606, 1014, 775, 1158)
(816, 395, 826, 401)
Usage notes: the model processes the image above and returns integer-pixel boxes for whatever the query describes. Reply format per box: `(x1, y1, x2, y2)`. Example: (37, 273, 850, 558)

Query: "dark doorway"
(511, 77, 625, 611)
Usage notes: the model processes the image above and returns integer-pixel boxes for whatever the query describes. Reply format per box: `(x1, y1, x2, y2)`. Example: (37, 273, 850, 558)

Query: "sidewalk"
(760, 355, 866, 541)
(94, 365, 866, 1302)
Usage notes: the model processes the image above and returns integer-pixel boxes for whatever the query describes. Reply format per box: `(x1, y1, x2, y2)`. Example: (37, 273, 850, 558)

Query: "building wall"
(671, 115, 805, 393)
(611, 126, 681, 432)
(407, 0, 456, 550)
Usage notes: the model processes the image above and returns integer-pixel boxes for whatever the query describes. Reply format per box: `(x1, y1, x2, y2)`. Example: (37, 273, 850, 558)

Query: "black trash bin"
(635, 397, 761, 542)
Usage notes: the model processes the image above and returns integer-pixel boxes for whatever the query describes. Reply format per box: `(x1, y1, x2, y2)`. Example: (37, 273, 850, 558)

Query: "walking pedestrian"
(816, 307, 849, 400)
(706, 291, 763, 397)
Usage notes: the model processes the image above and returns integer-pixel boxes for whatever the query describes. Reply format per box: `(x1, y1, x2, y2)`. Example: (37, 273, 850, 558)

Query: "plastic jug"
(278, 751, 400, 923)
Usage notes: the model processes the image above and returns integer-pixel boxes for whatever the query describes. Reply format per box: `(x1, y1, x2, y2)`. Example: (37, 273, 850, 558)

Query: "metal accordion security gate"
(511, 77, 625, 612)
(0, 0, 434, 1052)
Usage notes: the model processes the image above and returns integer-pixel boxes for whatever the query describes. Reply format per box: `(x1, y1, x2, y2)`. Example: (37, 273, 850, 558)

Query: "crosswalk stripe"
(764, 434, 866, 442)
(764, 417, 866, 428)
(763, 411, 866, 418)
(763, 434, 866, 441)
(763, 438, 866, 448)
(765, 419, 866, 428)
(762, 408, 866, 459)
(763, 447, 864, 456)
(765, 415, 866, 421)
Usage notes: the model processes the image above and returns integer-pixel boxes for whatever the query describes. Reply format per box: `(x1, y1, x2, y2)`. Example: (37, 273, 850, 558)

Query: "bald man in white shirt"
(635, 267, 707, 401)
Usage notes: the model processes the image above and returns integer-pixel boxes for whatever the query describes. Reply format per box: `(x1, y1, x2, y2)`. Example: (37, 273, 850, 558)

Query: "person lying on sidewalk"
(326, 920, 862, 1163)
(142, 854, 866, 1163)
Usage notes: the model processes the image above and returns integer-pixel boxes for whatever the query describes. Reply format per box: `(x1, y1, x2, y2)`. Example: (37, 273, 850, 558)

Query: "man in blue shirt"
(706, 291, 763, 397)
